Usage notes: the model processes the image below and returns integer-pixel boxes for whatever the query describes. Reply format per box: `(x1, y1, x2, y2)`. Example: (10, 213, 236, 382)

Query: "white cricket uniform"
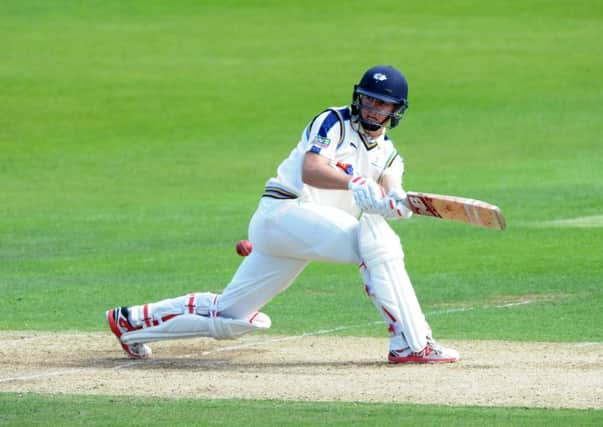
(217, 106, 405, 319)
(123, 106, 428, 353)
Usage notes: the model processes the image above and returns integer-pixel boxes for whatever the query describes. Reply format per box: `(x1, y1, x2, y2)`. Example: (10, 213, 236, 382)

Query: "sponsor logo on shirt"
(312, 136, 331, 147)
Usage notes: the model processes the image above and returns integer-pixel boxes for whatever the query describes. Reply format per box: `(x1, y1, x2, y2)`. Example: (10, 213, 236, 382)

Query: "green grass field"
(1, 0, 602, 425)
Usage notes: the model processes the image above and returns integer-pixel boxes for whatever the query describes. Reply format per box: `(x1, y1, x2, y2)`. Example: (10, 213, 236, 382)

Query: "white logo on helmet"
(373, 73, 387, 81)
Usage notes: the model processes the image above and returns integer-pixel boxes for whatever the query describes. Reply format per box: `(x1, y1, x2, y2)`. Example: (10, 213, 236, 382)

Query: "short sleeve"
(303, 110, 343, 160)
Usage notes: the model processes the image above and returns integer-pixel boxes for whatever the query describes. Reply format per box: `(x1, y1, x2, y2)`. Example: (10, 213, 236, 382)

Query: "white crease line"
(198, 300, 536, 356)
(112, 360, 145, 370)
(0, 360, 146, 384)
(0, 335, 48, 343)
(200, 325, 368, 356)
(0, 369, 84, 384)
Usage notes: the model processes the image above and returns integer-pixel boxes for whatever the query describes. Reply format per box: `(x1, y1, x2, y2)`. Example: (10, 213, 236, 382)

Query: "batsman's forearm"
(380, 174, 403, 194)
(301, 152, 351, 190)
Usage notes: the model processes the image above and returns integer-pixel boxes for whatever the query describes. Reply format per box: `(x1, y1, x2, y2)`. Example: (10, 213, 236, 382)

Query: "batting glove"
(378, 189, 413, 220)
(348, 176, 385, 213)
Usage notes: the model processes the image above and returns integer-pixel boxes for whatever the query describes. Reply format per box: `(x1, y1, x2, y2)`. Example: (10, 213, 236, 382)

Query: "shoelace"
(392, 341, 443, 357)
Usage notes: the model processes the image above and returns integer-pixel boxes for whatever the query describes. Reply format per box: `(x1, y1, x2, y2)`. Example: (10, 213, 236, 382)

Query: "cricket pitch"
(0, 332, 601, 409)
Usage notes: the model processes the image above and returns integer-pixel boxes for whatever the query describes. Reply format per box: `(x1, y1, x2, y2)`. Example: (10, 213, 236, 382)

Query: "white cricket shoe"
(106, 307, 152, 359)
(388, 340, 459, 364)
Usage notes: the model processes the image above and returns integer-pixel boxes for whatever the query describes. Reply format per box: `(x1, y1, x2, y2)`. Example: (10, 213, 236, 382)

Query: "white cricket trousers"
(218, 197, 362, 319)
(126, 197, 428, 352)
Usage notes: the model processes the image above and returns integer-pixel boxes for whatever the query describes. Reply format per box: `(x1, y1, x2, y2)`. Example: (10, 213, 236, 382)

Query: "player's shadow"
(91, 356, 386, 371)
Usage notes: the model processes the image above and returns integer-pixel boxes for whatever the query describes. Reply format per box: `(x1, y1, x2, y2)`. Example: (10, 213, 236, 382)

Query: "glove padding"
(348, 176, 384, 212)
(378, 189, 413, 220)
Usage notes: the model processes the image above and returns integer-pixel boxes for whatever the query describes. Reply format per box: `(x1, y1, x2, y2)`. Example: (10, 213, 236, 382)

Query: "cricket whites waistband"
(262, 185, 299, 200)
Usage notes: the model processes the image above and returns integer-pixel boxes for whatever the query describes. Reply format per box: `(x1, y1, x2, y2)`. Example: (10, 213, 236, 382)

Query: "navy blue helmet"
(351, 65, 409, 129)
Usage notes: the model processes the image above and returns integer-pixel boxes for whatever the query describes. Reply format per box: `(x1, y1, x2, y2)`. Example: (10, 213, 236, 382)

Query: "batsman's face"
(359, 95, 396, 127)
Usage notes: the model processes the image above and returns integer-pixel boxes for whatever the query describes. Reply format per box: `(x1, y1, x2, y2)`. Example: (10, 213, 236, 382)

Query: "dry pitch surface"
(1, 331, 601, 409)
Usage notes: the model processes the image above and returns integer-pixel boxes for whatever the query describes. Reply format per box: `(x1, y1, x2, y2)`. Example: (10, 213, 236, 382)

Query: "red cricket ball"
(236, 239, 253, 256)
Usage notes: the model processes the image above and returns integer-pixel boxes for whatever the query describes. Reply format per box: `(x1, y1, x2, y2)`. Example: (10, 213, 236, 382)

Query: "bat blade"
(406, 191, 506, 230)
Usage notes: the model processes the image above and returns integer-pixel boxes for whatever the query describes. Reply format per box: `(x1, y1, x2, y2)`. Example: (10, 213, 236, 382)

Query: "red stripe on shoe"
(107, 309, 122, 338)
(388, 353, 457, 364)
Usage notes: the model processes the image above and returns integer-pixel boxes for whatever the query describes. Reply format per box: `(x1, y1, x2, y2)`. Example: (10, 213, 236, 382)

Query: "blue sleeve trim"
(339, 107, 351, 121)
(318, 111, 340, 138)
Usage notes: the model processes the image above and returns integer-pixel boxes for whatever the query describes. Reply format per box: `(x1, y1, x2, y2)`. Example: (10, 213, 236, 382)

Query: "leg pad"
(121, 312, 271, 344)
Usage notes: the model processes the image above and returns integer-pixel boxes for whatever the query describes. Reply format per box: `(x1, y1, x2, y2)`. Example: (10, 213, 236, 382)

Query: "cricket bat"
(406, 191, 506, 230)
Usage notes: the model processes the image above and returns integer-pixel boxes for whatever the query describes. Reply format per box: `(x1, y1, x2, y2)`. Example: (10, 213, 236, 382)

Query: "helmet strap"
(361, 120, 384, 132)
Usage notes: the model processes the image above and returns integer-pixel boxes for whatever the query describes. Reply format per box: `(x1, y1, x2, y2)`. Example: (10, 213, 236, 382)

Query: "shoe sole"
(388, 355, 458, 364)
(106, 309, 148, 359)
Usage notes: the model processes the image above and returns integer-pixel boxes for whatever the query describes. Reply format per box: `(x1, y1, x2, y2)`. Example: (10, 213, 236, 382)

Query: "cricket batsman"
(106, 65, 460, 364)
